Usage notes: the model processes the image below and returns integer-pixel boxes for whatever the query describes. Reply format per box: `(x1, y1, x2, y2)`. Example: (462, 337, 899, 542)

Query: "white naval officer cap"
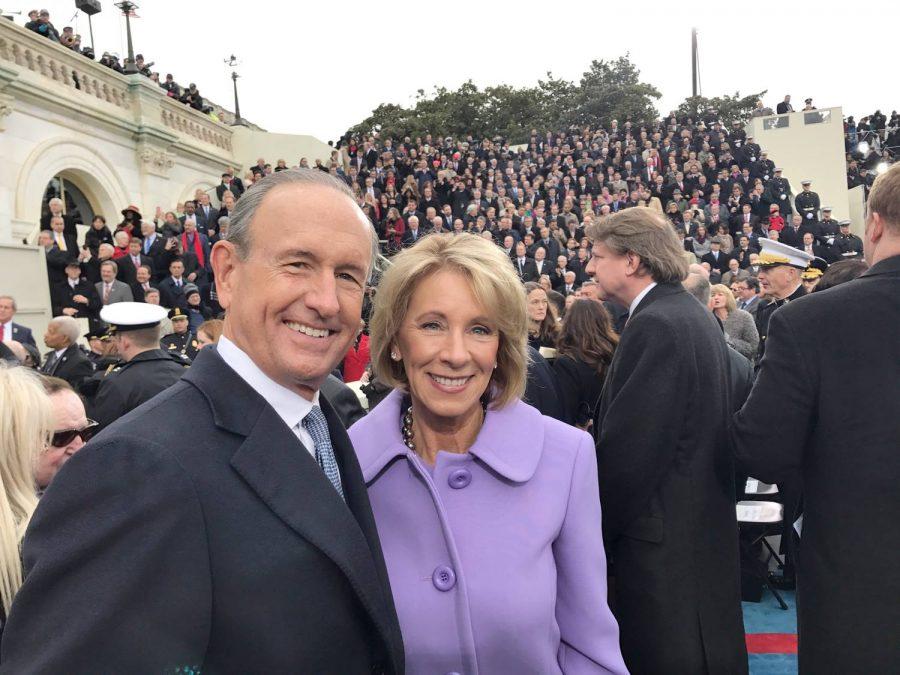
(756, 238, 815, 269)
(100, 302, 167, 334)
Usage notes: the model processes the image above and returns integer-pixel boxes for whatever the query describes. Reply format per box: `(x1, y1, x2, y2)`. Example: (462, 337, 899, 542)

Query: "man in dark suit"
(40, 316, 93, 389)
(215, 170, 245, 201)
(129, 265, 157, 303)
(775, 95, 794, 114)
(158, 258, 190, 310)
(535, 227, 561, 261)
(194, 193, 218, 236)
(139, 220, 173, 281)
(586, 209, 747, 674)
(512, 242, 538, 282)
(733, 165, 900, 674)
(701, 237, 732, 274)
(0, 295, 37, 347)
(400, 215, 428, 247)
(1, 169, 404, 673)
(51, 261, 101, 323)
(38, 230, 73, 288)
(116, 238, 155, 286)
(734, 277, 762, 317)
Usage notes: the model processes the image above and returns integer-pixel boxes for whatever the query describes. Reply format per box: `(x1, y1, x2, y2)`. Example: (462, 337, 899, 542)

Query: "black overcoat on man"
(733, 255, 900, 673)
(40, 343, 93, 389)
(594, 283, 747, 674)
(1, 347, 405, 674)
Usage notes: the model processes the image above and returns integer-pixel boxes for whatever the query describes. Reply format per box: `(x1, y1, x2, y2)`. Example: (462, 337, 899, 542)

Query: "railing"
(0, 18, 233, 156)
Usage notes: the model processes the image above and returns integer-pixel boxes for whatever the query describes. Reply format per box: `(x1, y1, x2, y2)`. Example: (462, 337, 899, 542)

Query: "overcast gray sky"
(23, 1, 898, 142)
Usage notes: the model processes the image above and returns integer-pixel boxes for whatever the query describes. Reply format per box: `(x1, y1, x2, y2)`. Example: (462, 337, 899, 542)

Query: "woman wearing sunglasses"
(35, 377, 98, 493)
(0, 363, 54, 638)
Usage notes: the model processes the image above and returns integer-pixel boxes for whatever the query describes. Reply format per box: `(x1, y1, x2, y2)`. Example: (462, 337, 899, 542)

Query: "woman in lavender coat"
(349, 234, 627, 674)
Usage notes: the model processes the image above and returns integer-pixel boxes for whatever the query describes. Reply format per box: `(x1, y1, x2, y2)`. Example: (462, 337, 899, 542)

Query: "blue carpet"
(743, 590, 798, 674)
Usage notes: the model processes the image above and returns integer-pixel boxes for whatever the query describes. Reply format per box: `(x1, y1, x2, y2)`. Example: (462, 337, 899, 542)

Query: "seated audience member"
(524, 281, 559, 350)
(36, 376, 96, 493)
(350, 233, 627, 673)
(39, 316, 93, 389)
(196, 319, 224, 350)
(0, 363, 53, 635)
(709, 284, 760, 361)
(0, 295, 37, 347)
(553, 299, 618, 429)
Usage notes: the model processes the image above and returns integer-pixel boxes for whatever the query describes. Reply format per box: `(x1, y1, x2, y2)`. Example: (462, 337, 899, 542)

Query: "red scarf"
(181, 232, 204, 267)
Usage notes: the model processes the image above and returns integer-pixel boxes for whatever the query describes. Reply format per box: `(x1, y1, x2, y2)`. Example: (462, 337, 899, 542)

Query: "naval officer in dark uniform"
(89, 302, 189, 428)
(754, 238, 813, 363)
(159, 307, 199, 361)
(794, 179, 821, 222)
(832, 219, 864, 259)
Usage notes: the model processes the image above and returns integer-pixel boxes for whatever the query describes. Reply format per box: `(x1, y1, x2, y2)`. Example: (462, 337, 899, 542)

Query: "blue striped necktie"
(301, 406, 344, 500)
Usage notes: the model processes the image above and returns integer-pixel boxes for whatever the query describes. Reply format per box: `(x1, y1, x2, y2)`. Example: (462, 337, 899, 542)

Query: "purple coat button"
(432, 565, 456, 591)
(448, 468, 472, 489)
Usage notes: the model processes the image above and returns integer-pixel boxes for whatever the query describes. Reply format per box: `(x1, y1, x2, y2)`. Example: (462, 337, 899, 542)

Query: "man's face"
(173, 318, 189, 334)
(0, 297, 14, 323)
(515, 242, 526, 257)
(65, 265, 81, 280)
(51, 218, 64, 233)
(213, 184, 371, 400)
(585, 240, 630, 304)
(200, 193, 210, 206)
(170, 261, 184, 278)
(145, 291, 160, 306)
(534, 247, 546, 262)
(129, 240, 142, 257)
(729, 259, 739, 272)
(803, 233, 814, 246)
(136, 266, 150, 283)
(36, 390, 89, 489)
(758, 265, 797, 299)
(557, 255, 567, 269)
(184, 202, 195, 215)
(44, 323, 67, 349)
(736, 282, 755, 301)
(100, 264, 116, 283)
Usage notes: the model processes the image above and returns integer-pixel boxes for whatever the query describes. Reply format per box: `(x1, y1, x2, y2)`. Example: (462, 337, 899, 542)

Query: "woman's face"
(197, 330, 216, 349)
(527, 288, 548, 323)
(394, 269, 499, 423)
(711, 291, 727, 310)
(92, 219, 105, 230)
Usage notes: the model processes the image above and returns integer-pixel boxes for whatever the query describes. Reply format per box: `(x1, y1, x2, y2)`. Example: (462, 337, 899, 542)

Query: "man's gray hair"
(226, 168, 379, 278)
(0, 295, 16, 311)
(683, 272, 711, 305)
(49, 315, 80, 344)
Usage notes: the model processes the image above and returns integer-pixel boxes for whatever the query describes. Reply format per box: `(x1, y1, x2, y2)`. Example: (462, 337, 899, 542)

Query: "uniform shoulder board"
(104, 363, 117, 376)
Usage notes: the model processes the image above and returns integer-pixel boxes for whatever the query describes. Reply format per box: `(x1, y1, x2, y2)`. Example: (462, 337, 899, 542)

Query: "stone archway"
(16, 137, 130, 241)
(180, 179, 217, 207)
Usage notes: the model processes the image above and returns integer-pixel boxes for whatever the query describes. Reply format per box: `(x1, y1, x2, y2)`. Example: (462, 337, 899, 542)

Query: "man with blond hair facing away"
(734, 163, 900, 673)
(585, 207, 747, 673)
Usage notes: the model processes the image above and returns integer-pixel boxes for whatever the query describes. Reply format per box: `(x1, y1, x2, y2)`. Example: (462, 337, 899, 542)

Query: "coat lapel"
(183, 348, 400, 669)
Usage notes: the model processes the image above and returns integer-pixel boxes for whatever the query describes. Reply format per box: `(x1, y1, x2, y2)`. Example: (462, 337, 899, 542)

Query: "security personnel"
(754, 238, 813, 363)
(743, 135, 761, 165)
(832, 219, 864, 259)
(750, 149, 774, 181)
(80, 329, 120, 398)
(89, 302, 189, 428)
(794, 179, 821, 222)
(160, 307, 199, 361)
(765, 168, 793, 216)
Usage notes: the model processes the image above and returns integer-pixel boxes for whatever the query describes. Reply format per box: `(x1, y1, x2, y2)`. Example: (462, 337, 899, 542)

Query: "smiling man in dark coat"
(1, 170, 404, 673)
(586, 207, 747, 674)
(733, 164, 900, 674)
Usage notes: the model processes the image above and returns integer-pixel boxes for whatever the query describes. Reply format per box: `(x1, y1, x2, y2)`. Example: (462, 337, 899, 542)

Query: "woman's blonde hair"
(369, 233, 528, 409)
(710, 284, 737, 312)
(0, 363, 53, 615)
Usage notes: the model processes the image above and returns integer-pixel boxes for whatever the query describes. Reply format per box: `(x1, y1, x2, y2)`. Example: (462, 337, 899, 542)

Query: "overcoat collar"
(861, 253, 900, 278)
(355, 390, 543, 484)
(182, 347, 401, 672)
(628, 281, 685, 320)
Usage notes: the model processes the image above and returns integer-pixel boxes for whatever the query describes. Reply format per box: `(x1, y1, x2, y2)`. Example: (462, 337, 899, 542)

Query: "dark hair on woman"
(524, 281, 559, 346)
(813, 259, 869, 292)
(556, 299, 619, 377)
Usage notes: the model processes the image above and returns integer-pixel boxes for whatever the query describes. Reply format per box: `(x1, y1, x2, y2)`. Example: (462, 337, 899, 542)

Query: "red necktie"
(0, 324, 4, 342)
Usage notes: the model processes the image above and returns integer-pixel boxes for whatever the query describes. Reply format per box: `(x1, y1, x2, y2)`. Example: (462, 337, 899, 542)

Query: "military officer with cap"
(818, 207, 839, 244)
(744, 135, 761, 164)
(794, 180, 821, 222)
(754, 238, 813, 362)
(160, 307, 199, 361)
(832, 219, 864, 259)
(765, 168, 793, 216)
(89, 302, 189, 429)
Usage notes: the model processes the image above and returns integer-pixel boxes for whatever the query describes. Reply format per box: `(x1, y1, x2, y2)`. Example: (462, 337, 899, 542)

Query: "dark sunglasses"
(51, 420, 99, 448)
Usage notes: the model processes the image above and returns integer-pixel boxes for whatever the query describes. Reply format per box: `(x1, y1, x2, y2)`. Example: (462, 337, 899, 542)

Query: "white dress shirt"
(629, 281, 658, 317)
(217, 335, 318, 456)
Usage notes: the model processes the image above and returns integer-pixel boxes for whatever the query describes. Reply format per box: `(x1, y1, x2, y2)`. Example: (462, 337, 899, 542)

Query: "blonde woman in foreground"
(0, 363, 53, 636)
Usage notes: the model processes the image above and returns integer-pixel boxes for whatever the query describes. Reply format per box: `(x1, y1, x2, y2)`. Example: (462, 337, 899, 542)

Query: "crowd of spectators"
(20, 8, 212, 113)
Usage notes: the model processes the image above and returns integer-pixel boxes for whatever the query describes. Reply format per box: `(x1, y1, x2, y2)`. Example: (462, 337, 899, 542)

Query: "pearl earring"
(391, 351, 400, 361)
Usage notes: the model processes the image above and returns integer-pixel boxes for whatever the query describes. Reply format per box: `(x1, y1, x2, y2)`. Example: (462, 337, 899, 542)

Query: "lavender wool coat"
(349, 390, 628, 675)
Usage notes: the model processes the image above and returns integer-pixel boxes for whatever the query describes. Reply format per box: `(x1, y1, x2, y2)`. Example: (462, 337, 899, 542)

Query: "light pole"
(225, 55, 246, 126)
(114, 1, 139, 75)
